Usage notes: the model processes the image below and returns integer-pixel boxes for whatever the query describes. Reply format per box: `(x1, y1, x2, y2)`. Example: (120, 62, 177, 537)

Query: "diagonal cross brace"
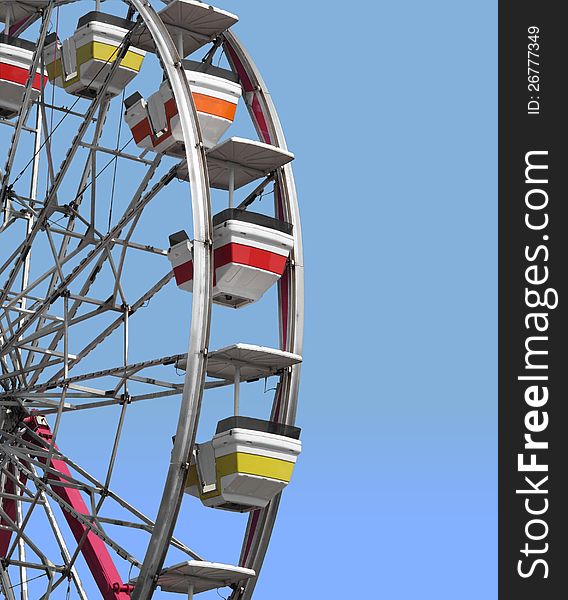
(22, 415, 133, 599)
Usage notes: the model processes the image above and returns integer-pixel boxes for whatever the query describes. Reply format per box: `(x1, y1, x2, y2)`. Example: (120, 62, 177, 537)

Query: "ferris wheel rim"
(125, 1, 213, 598)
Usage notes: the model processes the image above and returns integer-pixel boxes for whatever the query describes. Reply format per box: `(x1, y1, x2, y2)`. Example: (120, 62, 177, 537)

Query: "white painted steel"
(206, 344, 302, 381)
(139, 560, 255, 594)
(131, 0, 238, 57)
(206, 137, 294, 190)
(0, 2, 77, 23)
(127, 1, 212, 598)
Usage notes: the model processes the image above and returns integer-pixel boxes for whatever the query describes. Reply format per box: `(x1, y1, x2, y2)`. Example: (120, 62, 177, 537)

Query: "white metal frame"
(0, 2, 303, 599)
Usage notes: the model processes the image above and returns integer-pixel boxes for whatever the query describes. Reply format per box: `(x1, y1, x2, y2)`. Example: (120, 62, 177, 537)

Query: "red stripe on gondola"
(131, 98, 178, 146)
(0, 62, 42, 89)
(130, 93, 236, 148)
(173, 260, 194, 286)
(215, 243, 287, 275)
(173, 244, 287, 287)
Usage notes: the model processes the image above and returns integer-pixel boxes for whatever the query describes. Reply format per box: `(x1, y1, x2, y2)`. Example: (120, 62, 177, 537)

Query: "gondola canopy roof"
(1, 2, 88, 23)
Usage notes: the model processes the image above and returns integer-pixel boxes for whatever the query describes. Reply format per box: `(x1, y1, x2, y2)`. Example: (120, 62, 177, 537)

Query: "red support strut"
(22, 415, 132, 599)
(0, 463, 27, 557)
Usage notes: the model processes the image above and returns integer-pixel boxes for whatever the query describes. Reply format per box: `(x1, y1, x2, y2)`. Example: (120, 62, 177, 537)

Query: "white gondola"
(186, 419, 301, 511)
(130, 561, 255, 597)
(0, 35, 43, 119)
(169, 138, 295, 307)
(184, 345, 302, 512)
(43, 11, 145, 98)
(124, 0, 239, 153)
(125, 61, 242, 154)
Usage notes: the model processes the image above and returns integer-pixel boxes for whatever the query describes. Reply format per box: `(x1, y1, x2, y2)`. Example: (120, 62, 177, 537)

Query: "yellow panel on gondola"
(185, 417, 301, 512)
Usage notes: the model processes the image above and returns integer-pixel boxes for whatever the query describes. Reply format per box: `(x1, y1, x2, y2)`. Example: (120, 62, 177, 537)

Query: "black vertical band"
(499, 3, 567, 597)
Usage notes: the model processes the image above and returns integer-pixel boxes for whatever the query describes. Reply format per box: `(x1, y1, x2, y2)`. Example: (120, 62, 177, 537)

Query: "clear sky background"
(3, 1, 497, 598)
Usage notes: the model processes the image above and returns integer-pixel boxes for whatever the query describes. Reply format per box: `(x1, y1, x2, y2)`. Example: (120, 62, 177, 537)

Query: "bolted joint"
(119, 393, 131, 405)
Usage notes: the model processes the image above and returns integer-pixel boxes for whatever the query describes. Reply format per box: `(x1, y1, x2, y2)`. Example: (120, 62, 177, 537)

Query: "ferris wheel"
(0, 1, 304, 598)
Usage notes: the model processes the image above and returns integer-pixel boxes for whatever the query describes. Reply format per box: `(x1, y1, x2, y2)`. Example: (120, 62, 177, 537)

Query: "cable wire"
(8, 572, 47, 589)
(108, 89, 126, 231)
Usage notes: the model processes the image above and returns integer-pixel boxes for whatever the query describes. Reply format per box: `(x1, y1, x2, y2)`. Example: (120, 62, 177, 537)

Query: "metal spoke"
(0, 505, 53, 572)
(0, 25, 136, 313)
(0, 560, 17, 600)
(25, 155, 163, 389)
(38, 485, 88, 600)
(14, 485, 27, 600)
(0, 4, 54, 224)
(19, 99, 111, 377)
(47, 271, 174, 385)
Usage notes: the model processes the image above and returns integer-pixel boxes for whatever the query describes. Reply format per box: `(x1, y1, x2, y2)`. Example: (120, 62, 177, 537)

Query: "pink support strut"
(23, 415, 132, 599)
(0, 464, 27, 557)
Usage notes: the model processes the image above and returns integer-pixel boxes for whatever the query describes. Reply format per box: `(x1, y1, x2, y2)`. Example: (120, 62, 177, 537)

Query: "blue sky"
(222, 1, 498, 598)
(2, 1, 497, 598)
